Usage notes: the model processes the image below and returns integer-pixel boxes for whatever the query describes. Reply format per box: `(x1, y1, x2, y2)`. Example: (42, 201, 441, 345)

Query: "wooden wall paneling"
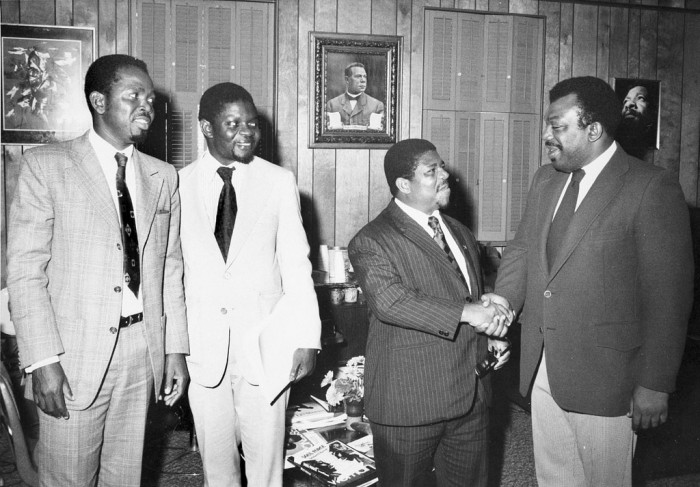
(608, 7, 629, 83)
(99, 0, 118, 56)
(539, 1, 561, 104)
(441, 0, 456, 8)
(74, 0, 99, 29)
(656, 10, 684, 175)
(1, 0, 21, 23)
(297, 0, 314, 231)
(57, 0, 74, 25)
(312, 149, 337, 249)
(372, 0, 397, 35)
(20, 0, 55, 25)
(596, 5, 611, 81)
(369, 149, 391, 220)
(409, 0, 438, 137)
(315, 0, 337, 31)
(276, 0, 299, 174)
(338, 0, 371, 32)
(509, 0, 538, 15)
(558, 2, 573, 81)
(476, 0, 489, 12)
(680, 14, 700, 204)
(456, 0, 477, 9)
(639, 8, 658, 79)
(335, 151, 369, 246)
(116, 0, 130, 53)
(572, 4, 597, 78)
(397, 0, 413, 140)
(489, 0, 509, 12)
(627, 7, 640, 77)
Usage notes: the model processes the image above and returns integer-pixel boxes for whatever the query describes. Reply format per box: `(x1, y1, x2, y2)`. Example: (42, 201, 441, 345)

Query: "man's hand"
(161, 353, 189, 407)
(289, 348, 317, 383)
(32, 362, 73, 419)
(462, 302, 509, 337)
(481, 293, 514, 323)
(628, 385, 669, 431)
(488, 338, 511, 370)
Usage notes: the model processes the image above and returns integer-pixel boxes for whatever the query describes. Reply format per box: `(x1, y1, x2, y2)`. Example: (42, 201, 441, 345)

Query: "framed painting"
(2, 24, 94, 145)
(613, 77, 661, 154)
(309, 32, 401, 149)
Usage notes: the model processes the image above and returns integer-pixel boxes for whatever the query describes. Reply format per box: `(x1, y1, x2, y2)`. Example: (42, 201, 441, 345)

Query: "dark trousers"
(370, 389, 488, 487)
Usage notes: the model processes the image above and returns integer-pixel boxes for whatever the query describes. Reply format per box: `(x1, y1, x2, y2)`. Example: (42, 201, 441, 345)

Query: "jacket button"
(465, 296, 473, 303)
(117, 243, 122, 250)
(114, 286, 122, 293)
(109, 327, 118, 334)
(544, 290, 551, 298)
(220, 308, 227, 315)
(539, 327, 543, 333)
(224, 272, 231, 279)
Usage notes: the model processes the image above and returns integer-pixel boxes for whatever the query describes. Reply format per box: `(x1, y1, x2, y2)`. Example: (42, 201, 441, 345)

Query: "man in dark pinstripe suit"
(349, 139, 511, 487)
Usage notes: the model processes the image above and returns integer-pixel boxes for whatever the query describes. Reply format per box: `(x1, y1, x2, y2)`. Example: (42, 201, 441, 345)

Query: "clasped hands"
(461, 292, 513, 338)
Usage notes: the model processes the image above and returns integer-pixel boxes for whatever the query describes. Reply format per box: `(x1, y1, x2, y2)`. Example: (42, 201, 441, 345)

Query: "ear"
(200, 119, 213, 139)
(395, 177, 412, 195)
(587, 122, 604, 142)
(89, 91, 105, 114)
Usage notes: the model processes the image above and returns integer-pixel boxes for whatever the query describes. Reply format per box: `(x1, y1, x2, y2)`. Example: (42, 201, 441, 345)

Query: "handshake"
(461, 293, 513, 338)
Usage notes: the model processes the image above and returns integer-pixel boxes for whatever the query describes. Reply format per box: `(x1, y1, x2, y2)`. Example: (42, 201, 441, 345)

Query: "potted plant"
(320, 356, 365, 426)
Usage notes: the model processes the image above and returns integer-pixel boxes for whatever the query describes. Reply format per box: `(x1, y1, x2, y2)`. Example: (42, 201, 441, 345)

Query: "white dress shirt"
(200, 151, 247, 227)
(394, 198, 472, 294)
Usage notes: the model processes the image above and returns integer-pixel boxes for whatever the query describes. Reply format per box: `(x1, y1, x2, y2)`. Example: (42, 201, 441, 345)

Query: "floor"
(1, 339, 699, 486)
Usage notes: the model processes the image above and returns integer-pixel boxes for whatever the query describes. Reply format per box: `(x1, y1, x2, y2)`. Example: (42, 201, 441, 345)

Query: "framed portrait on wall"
(1, 23, 95, 145)
(309, 31, 401, 149)
(613, 78, 661, 154)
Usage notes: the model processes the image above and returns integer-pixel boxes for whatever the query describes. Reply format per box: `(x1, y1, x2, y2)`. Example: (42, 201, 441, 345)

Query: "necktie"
(215, 166, 237, 261)
(115, 152, 140, 297)
(428, 216, 470, 293)
(547, 168, 586, 269)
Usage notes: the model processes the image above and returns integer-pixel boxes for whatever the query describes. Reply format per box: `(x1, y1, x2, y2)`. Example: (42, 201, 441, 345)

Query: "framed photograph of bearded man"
(613, 78, 661, 153)
(1, 23, 94, 145)
(309, 31, 401, 148)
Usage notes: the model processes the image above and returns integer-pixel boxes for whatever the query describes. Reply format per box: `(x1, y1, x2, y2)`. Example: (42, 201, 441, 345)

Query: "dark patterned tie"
(215, 166, 237, 261)
(115, 152, 140, 297)
(547, 168, 586, 269)
(428, 216, 470, 292)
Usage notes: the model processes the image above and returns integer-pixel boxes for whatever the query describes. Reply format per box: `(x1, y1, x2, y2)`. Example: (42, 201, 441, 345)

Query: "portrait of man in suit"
(348, 138, 511, 487)
(489, 76, 693, 486)
(326, 62, 385, 131)
(6, 54, 189, 486)
(179, 82, 321, 487)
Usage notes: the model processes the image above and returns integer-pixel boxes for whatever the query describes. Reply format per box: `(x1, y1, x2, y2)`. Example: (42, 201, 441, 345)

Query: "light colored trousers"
(532, 351, 636, 487)
(35, 322, 152, 487)
(188, 357, 289, 487)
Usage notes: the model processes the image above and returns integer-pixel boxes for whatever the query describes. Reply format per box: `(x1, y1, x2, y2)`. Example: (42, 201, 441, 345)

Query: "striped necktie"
(428, 216, 470, 292)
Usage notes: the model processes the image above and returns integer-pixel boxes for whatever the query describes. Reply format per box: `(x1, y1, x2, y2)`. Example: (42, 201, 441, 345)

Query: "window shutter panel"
(423, 11, 457, 110)
(478, 113, 508, 241)
(423, 110, 455, 168)
(139, 1, 169, 88)
(507, 114, 539, 239)
(455, 112, 481, 229)
(206, 4, 233, 87)
(511, 17, 544, 114)
(483, 17, 512, 113)
(456, 15, 485, 112)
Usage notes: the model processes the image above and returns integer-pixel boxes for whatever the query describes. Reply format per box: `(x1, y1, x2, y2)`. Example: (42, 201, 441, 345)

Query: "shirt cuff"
(25, 355, 59, 373)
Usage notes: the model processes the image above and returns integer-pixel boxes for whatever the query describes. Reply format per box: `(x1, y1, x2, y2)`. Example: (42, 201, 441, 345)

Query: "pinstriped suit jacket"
(7, 133, 189, 410)
(348, 200, 491, 426)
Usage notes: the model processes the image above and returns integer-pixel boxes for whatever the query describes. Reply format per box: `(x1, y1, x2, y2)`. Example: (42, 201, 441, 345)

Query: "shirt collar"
(202, 151, 250, 177)
(89, 129, 134, 159)
(580, 141, 617, 181)
(394, 197, 444, 234)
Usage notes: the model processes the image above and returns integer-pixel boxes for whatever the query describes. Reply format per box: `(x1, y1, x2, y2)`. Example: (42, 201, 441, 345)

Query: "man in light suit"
(179, 82, 321, 487)
(348, 139, 511, 487)
(489, 76, 693, 486)
(326, 62, 385, 130)
(7, 54, 189, 486)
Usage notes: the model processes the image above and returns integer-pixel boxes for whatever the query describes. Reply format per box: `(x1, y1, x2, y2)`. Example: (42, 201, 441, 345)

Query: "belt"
(119, 312, 143, 328)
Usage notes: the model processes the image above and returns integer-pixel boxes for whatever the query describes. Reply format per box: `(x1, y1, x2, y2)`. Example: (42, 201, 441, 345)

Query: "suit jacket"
(7, 132, 189, 410)
(179, 155, 321, 403)
(495, 148, 693, 416)
(326, 92, 385, 127)
(348, 201, 491, 427)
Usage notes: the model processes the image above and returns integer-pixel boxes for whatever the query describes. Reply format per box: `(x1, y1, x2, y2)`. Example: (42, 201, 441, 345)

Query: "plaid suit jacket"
(349, 200, 491, 426)
(7, 132, 188, 410)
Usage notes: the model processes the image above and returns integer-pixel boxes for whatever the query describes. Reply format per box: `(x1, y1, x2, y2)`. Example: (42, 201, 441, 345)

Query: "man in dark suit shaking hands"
(348, 138, 511, 487)
(489, 76, 693, 486)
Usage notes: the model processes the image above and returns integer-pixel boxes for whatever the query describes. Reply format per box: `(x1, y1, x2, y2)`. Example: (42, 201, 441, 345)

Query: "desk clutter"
(285, 397, 377, 486)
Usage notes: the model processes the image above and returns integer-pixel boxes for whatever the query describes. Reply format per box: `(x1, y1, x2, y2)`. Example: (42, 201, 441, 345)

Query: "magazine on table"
(286, 440, 378, 486)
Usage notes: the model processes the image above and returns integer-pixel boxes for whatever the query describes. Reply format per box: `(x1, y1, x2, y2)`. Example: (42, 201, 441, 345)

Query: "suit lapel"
(133, 150, 164, 254)
(225, 159, 266, 268)
(536, 170, 568, 276)
(443, 218, 480, 297)
(68, 134, 120, 228)
(547, 153, 628, 278)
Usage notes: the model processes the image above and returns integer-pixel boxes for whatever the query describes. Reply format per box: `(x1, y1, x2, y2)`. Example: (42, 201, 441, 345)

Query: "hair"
(549, 76, 622, 137)
(384, 139, 437, 196)
(344, 62, 366, 78)
(198, 82, 256, 122)
(84, 54, 149, 114)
